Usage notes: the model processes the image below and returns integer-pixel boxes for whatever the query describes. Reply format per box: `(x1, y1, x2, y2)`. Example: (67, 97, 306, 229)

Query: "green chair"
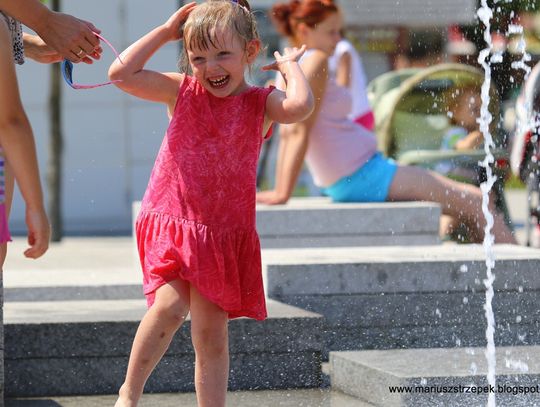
(368, 63, 512, 232)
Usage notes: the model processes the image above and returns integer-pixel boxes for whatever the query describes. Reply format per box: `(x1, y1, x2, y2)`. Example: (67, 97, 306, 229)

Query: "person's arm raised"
(108, 2, 196, 110)
(263, 45, 314, 124)
(257, 49, 328, 205)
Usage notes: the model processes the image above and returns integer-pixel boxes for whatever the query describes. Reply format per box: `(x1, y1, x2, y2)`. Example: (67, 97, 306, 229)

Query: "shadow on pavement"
(6, 400, 62, 407)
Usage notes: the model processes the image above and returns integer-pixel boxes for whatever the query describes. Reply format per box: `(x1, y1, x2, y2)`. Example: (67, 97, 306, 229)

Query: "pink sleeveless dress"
(136, 75, 273, 320)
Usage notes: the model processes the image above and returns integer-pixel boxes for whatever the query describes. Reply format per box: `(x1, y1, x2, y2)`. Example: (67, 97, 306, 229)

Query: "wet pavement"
(2, 189, 531, 407)
(6, 389, 373, 407)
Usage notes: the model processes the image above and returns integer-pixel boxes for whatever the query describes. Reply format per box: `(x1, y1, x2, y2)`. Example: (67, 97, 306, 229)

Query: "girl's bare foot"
(114, 384, 139, 407)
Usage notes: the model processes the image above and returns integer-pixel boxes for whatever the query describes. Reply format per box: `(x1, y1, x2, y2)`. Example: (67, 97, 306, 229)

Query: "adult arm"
(257, 49, 328, 204)
(335, 50, 351, 88)
(0, 0, 101, 63)
(0, 20, 49, 258)
(23, 33, 62, 64)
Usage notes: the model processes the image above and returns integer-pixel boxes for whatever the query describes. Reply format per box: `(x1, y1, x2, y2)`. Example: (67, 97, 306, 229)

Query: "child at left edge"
(108, 1, 314, 406)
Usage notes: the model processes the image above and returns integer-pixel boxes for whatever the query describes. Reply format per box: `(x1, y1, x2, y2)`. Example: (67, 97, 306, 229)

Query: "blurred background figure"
(446, 24, 477, 65)
(329, 36, 374, 131)
(394, 29, 445, 69)
(511, 60, 540, 247)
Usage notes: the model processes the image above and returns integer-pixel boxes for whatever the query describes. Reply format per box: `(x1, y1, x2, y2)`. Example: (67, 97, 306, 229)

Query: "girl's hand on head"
(165, 1, 197, 41)
(24, 207, 50, 259)
(262, 45, 307, 73)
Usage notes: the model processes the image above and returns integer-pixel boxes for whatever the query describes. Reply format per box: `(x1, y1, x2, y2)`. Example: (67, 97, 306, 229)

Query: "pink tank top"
(279, 50, 378, 187)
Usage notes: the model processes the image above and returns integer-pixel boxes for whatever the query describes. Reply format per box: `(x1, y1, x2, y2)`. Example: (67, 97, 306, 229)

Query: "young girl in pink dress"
(109, 1, 313, 406)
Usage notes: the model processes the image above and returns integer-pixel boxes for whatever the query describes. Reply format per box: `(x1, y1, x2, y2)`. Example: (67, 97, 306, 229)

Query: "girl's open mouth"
(208, 75, 230, 88)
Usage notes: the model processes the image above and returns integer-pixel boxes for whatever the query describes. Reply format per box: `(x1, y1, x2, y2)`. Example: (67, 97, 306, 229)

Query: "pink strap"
(94, 32, 124, 64)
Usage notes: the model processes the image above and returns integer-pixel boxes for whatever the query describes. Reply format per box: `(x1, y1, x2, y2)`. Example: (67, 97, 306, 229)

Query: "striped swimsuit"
(0, 12, 24, 243)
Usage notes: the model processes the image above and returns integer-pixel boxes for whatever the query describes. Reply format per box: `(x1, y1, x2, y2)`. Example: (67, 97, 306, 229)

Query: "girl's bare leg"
(387, 165, 516, 244)
(190, 285, 229, 407)
(0, 242, 6, 270)
(440, 214, 457, 239)
(115, 279, 191, 407)
(1, 166, 14, 268)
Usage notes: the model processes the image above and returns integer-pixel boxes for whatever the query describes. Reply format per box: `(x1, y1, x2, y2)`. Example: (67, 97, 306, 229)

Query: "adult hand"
(256, 190, 289, 205)
(24, 207, 50, 259)
(22, 33, 62, 64)
(262, 45, 307, 72)
(164, 2, 197, 41)
(37, 11, 102, 64)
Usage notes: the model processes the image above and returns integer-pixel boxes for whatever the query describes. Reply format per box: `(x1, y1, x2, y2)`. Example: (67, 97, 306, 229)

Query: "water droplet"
(505, 358, 529, 373)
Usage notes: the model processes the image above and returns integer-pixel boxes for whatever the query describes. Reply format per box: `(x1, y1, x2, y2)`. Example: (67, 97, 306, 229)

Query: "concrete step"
(256, 198, 441, 248)
(330, 346, 540, 407)
(4, 299, 323, 397)
(4, 284, 143, 302)
(132, 199, 442, 250)
(264, 244, 540, 355)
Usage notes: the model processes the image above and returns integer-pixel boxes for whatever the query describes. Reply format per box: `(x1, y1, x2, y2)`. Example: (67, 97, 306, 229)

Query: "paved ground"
(505, 188, 529, 243)
(2, 236, 376, 406)
(5, 389, 372, 407)
(1, 189, 532, 406)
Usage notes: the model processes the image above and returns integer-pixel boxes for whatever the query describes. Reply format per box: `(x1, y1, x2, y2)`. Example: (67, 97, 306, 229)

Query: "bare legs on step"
(114, 279, 229, 407)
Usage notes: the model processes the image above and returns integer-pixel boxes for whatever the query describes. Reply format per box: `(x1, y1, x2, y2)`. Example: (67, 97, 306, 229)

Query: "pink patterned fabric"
(0, 203, 11, 244)
(136, 75, 273, 320)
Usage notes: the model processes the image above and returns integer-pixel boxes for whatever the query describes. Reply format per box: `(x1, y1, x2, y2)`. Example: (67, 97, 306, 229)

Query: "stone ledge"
(4, 299, 323, 396)
(264, 244, 540, 296)
(133, 199, 441, 249)
(264, 245, 540, 357)
(256, 198, 440, 248)
(330, 346, 540, 407)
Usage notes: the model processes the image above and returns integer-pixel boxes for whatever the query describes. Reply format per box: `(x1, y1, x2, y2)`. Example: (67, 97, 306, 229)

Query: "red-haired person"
(257, 0, 515, 244)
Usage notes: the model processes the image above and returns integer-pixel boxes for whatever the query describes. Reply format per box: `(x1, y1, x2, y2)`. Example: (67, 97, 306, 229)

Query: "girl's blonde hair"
(180, 0, 260, 72)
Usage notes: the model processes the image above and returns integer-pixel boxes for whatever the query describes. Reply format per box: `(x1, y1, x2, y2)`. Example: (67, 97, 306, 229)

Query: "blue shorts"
(322, 153, 398, 202)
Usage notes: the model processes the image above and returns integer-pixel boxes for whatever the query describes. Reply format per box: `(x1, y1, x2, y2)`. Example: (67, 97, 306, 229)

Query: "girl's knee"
(152, 289, 190, 328)
(153, 279, 191, 322)
(192, 322, 229, 357)
(159, 304, 189, 327)
(153, 302, 189, 327)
